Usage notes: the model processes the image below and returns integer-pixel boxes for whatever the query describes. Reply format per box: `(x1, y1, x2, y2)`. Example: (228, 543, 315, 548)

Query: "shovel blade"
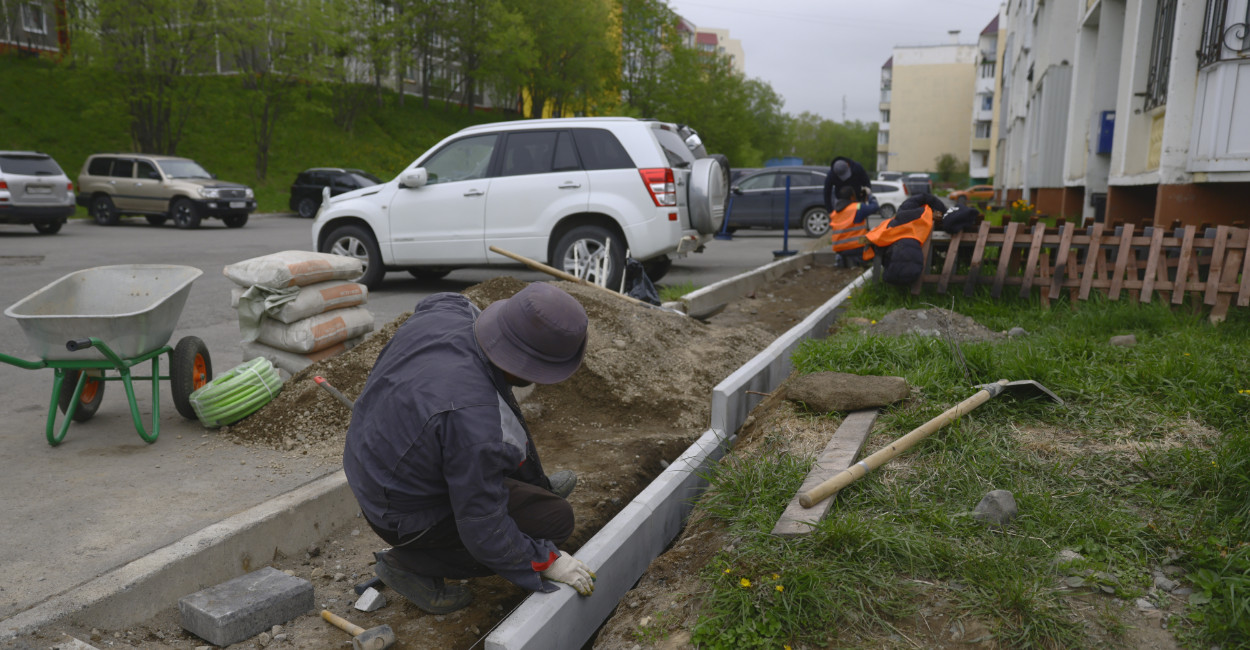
(977, 379, 1063, 405)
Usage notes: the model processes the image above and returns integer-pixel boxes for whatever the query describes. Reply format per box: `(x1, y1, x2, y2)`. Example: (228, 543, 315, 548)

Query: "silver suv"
(311, 117, 727, 289)
(0, 151, 76, 235)
(76, 154, 256, 229)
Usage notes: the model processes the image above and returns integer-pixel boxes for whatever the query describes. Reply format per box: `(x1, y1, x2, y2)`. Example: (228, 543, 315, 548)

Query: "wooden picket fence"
(905, 219, 1250, 322)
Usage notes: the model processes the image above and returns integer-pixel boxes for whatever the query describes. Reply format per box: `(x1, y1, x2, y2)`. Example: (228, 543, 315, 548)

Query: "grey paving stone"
(178, 567, 313, 647)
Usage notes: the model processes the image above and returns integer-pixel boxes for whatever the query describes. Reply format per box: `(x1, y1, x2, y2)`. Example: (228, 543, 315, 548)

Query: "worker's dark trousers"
(366, 478, 574, 580)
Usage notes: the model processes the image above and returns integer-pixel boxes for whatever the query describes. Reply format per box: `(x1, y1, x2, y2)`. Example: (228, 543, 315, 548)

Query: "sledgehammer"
(321, 609, 395, 650)
(799, 379, 1062, 508)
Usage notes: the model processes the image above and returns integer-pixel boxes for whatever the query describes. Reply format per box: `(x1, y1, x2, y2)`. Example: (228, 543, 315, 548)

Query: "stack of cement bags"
(224, 250, 375, 374)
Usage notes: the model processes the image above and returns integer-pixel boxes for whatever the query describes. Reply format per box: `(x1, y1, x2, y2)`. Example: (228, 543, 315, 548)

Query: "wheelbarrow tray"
(4, 265, 202, 361)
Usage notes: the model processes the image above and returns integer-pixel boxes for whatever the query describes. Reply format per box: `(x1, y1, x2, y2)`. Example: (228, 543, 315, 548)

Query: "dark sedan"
(289, 167, 382, 218)
(726, 166, 830, 237)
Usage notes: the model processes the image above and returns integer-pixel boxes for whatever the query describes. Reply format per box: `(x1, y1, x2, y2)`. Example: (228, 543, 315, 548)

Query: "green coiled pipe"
(189, 357, 283, 428)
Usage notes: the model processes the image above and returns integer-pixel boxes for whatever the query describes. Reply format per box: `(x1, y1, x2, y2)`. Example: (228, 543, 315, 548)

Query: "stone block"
(179, 567, 313, 647)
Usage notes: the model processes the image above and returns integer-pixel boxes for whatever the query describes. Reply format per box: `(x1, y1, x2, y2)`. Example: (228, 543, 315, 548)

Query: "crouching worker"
(828, 185, 880, 267)
(865, 194, 940, 286)
(343, 282, 597, 614)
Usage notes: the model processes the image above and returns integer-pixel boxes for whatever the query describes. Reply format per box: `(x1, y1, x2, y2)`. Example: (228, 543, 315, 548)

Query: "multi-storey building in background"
(878, 34, 978, 175)
(970, 12, 1005, 182)
(996, 0, 1250, 227)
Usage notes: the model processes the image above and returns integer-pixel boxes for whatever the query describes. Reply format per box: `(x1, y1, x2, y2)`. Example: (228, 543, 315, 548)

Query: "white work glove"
(541, 551, 596, 596)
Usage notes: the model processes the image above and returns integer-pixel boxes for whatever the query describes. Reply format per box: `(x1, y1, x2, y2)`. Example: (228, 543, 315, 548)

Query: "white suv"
(311, 117, 726, 289)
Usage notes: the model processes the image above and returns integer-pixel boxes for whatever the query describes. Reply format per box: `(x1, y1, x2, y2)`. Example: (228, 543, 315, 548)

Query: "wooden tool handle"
(322, 609, 364, 636)
(798, 381, 1005, 508)
(488, 245, 654, 309)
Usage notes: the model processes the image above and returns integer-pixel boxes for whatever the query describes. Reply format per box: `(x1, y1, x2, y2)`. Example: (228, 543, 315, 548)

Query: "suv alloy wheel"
(92, 195, 119, 226)
(553, 225, 625, 289)
(323, 224, 384, 289)
(171, 198, 202, 229)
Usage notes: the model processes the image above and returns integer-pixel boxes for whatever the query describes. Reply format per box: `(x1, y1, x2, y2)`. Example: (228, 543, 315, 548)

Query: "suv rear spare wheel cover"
(688, 157, 727, 235)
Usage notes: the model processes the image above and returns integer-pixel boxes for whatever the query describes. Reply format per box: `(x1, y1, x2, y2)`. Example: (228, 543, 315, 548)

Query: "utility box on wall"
(1096, 111, 1115, 154)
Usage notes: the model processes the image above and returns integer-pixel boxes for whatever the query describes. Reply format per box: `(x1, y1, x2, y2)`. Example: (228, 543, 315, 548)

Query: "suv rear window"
(652, 128, 696, 168)
(572, 129, 633, 170)
(87, 157, 114, 176)
(0, 154, 63, 176)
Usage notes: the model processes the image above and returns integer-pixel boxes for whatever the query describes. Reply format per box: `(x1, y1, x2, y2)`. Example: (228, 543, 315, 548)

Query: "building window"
(878, 130, 889, 145)
(1198, 0, 1250, 69)
(880, 88, 891, 104)
(21, 3, 47, 34)
(980, 62, 995, 78)
(982, 94, 993, 111)
(880, 109, 890, 123)
(1143, 0, 1177, 111)
(975, 121, 992, 138)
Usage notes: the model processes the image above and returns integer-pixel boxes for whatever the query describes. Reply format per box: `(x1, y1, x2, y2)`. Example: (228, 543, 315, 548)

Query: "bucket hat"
(474, 283, 588, 384)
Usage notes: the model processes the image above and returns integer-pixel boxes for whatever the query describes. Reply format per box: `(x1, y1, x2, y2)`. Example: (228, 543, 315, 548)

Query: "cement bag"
(232, 281, 368, 324)
(241, 335, 366, 375)
(257, 306, 374, 354)
(224, 250, 363, 289)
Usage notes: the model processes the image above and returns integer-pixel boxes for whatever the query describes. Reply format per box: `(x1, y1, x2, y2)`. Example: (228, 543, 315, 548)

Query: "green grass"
(658, 281, 698, 302)
(0, 55, 508, 214)
(689, 283, 1250, 648)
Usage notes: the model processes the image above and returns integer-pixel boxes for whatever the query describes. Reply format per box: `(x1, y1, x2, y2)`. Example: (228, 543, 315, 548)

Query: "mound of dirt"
(862, 307, 1004, 342)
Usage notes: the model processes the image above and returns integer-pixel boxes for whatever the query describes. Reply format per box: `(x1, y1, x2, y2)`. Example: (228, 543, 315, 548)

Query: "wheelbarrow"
(1, 264, 213, 446)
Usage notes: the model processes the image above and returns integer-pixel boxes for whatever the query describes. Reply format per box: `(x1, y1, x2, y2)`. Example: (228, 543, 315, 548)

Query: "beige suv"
(76, 154, 256, 229)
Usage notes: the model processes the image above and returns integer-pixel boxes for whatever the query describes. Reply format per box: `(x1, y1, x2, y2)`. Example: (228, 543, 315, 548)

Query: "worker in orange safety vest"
(828, 184, 880, 267)
(863, 194, 941, 285)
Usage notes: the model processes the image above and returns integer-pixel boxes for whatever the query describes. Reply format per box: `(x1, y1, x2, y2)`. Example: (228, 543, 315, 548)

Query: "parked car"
(289, 168, 382, 218)
(903, 173, 933, 195)
(76, 154, 256, 229)
(311, 117, 727, 289)
(870, 180, 907, 220)
(0, 151, 75, 235)
(947, 184, 995, 206)
(727, 166, 830, 237)
(877, 171, 903, 182)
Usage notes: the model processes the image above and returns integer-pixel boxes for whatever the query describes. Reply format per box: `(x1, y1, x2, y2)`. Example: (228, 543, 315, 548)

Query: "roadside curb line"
(485, 260, 872, 649)
(0, 471, 356, 640)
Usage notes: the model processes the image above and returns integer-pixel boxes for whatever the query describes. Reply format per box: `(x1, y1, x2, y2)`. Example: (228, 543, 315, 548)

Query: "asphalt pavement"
(0, 214, 820, 625)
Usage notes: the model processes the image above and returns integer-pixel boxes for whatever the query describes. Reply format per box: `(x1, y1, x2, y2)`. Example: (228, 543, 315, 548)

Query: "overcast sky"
(665, 0, 1005, 124)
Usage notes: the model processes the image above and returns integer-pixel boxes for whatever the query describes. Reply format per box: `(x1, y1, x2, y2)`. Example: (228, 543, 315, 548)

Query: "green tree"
(786, 113, 877, 171)
(505, 0, 616, 117)
(934, 152, 967, 183)
(219, 0, 335, 180)
(68, 0, 217, 153)
(618, 0, 681, 118)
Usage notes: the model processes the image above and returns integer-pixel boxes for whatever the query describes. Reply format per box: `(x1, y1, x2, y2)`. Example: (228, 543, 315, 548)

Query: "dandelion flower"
(776, 585, 784, 592)
(772, 573, 780, 580)
(724, 567, 733, 574)
(740, 578, 751, 588)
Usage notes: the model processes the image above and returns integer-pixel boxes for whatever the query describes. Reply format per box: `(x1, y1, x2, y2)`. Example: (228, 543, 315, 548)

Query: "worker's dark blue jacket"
(343, 293, 558, 592)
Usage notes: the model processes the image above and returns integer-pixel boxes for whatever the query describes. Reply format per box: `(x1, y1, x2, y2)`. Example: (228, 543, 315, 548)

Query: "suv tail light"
(0, 181, 7, 190)
(639, 168, 676, 207)
(67, 182, 74, 192)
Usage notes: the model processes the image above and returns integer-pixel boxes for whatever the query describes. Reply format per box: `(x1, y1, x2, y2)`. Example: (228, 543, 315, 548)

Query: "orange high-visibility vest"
(830, 202, 874, 260)
(866, 205, 934, 249)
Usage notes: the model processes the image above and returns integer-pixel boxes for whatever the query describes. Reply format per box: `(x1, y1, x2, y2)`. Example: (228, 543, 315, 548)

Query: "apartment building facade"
(0, 0, 66, 56)
(879, 38, 979, 175)
(970, 12, 1006, 182)
(998, 0, 1250, 227)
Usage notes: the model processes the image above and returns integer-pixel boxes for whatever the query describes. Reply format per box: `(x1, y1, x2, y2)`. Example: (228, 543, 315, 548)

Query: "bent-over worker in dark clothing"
(343, 282, 596, 614)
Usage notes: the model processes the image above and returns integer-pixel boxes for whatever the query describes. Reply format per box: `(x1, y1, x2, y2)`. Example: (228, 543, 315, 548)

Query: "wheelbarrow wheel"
(171, 337, 212, 420)
(58, 370, 105, 422)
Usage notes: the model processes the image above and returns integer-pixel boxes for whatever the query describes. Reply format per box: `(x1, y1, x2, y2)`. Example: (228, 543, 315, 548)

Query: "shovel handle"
(322, 609, 365, 636)
(799, 380, 1008, 508)
(314, 376, 355, 411)
(488, 245, 654, 309)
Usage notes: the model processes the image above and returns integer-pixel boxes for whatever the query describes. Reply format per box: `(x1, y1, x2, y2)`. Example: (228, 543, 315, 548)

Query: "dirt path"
(37, 263, 861, 650)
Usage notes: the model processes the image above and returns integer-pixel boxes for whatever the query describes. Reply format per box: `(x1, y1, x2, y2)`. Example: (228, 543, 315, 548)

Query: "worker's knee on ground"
(507, 479, 575, 545)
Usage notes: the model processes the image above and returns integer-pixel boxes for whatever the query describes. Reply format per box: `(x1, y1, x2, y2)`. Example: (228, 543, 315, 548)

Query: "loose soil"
(35, 263, 862, 650)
